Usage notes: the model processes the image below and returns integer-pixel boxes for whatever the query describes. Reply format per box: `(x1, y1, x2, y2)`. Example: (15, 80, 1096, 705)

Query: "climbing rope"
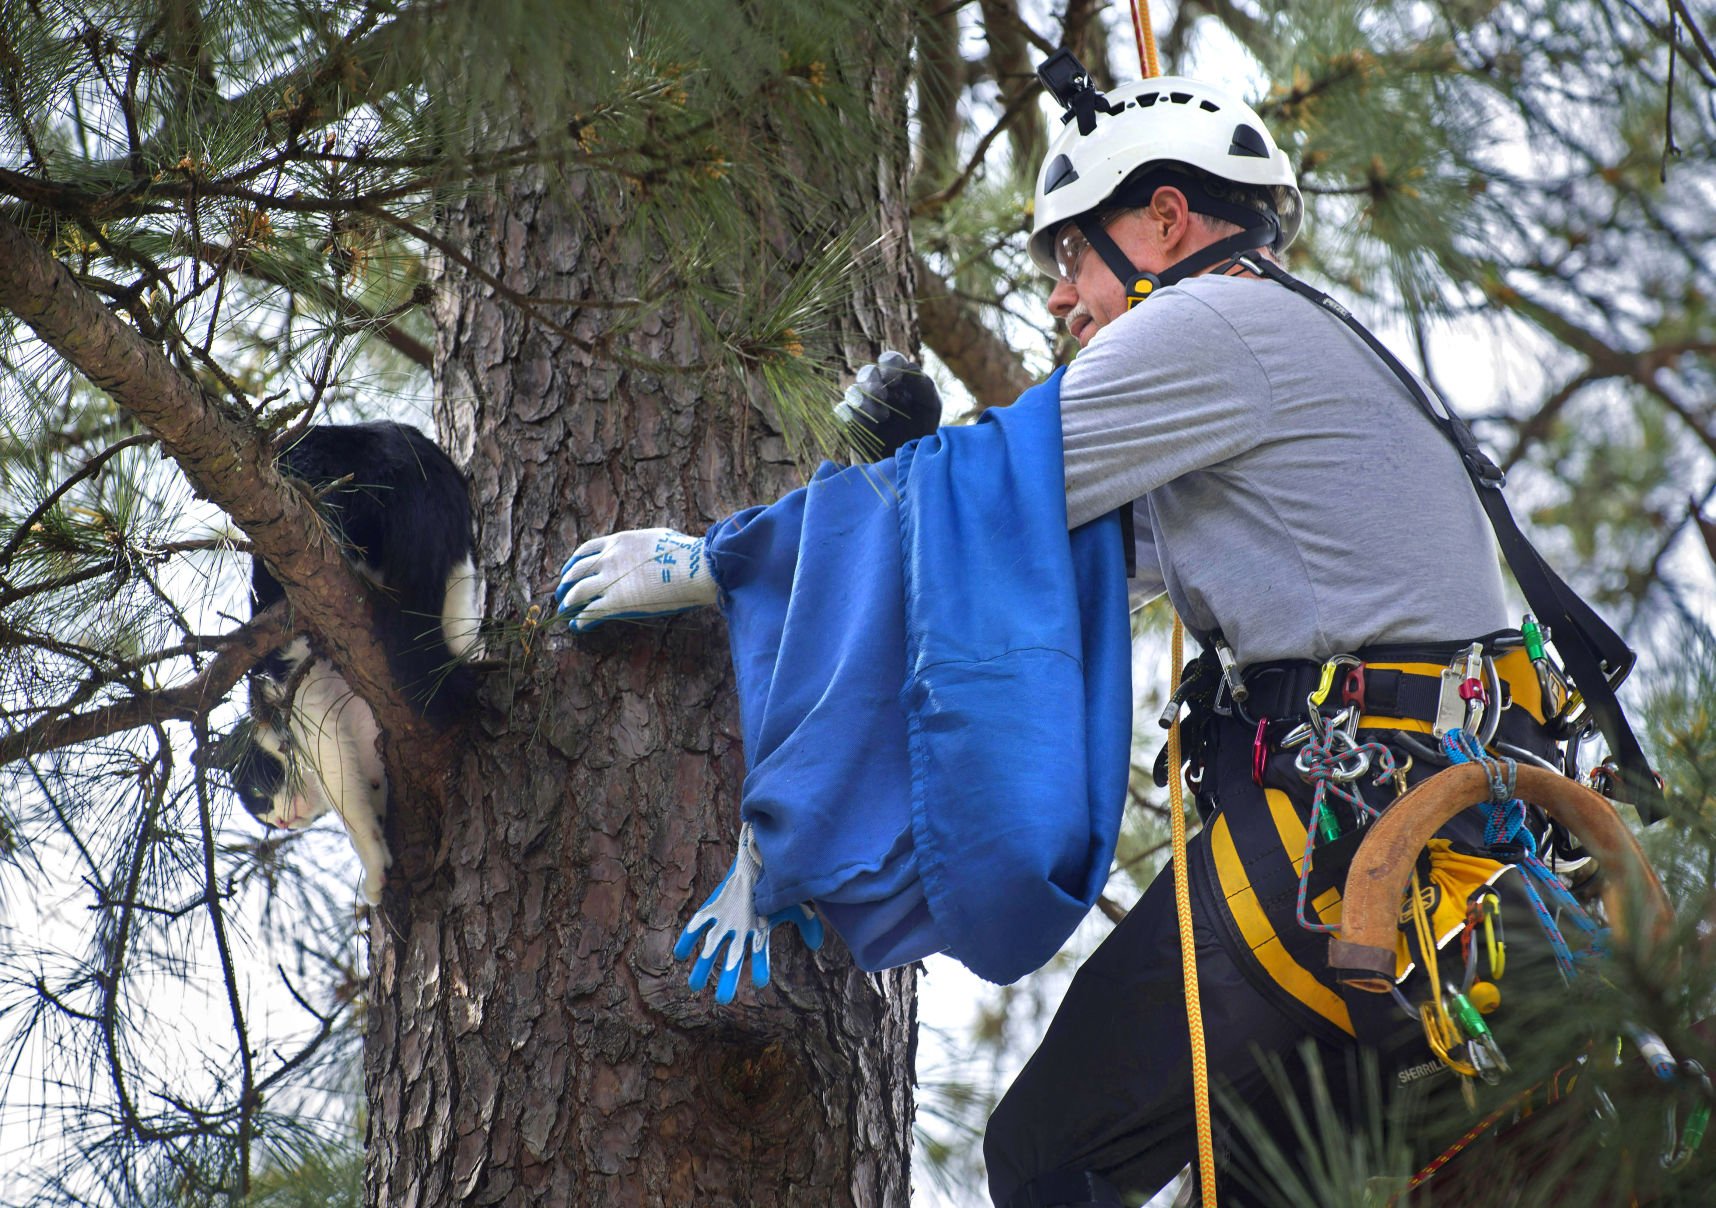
(1132, 0, 1209, 1194)
(1130, 0, 1161, 78)
(1167, 615, 1217, 1207)
(1441, 730, 1603, 981)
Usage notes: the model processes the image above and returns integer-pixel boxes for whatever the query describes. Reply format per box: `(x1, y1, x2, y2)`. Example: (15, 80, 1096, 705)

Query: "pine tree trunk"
(362, 31, 921, 1207)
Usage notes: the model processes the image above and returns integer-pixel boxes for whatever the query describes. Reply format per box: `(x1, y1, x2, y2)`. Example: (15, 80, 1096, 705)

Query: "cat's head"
(207, 718, 322, 830)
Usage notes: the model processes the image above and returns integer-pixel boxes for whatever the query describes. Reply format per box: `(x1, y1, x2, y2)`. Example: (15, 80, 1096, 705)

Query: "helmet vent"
(1139, 92, 1158, 106)
(1170, 91, 1192, 104)
(1043, 153, 1080, 194)
(1228, 123, 1271, 158)
(1200, 100, 1220, 112)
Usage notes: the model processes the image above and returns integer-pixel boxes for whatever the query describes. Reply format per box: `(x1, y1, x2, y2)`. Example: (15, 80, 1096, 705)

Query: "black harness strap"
(1235, 253, 1663, 822)
(1080, 216, 1277, 307)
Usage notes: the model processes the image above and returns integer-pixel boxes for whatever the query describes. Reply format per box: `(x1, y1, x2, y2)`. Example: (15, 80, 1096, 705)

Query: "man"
(559, 58, 1633, 1208)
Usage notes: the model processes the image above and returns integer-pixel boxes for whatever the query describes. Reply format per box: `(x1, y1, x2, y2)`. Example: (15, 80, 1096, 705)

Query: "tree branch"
(977, 0, 1046, 171)
(914, 251, 1037, 410)
(193, 242, 433, 369)
(0, 214, 432, 759)
(911, 84, 1040, 218)
(8, 7, 431, 207)
(1668, 0, 1716, 74)
(910, 0, 965, 198)
(0, 603, 289, 765)
(0, 433, 156, 569)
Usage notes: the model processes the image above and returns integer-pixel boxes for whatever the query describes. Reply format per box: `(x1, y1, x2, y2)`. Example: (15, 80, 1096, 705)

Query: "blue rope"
(1442, 729, 1599, 980)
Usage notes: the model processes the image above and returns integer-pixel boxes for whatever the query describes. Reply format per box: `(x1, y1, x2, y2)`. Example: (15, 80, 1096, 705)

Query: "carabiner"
(1307, 654, 1362, 713)
(1477, 654, 1504, 747)
(1665, 1060, 1715, 1169)
(1482, 891, 1505, 980)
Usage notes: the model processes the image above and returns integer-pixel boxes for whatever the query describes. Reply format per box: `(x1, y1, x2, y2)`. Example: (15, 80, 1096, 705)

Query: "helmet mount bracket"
(1037, 49, 1119, 136)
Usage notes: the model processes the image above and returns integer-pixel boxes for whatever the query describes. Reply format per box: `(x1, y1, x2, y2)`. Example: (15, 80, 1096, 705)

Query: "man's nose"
(1046, 277, 1078, 318)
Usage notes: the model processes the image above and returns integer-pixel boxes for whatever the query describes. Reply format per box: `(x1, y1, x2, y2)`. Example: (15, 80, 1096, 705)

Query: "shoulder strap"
(1236, 255, 1664, 822)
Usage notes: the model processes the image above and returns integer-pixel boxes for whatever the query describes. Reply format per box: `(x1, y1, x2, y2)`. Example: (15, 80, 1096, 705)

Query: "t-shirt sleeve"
(1060, 288, 1271, 529)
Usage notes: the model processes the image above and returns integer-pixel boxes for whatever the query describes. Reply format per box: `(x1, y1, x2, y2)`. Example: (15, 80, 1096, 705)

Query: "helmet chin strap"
(1076, 215, 1280, 307)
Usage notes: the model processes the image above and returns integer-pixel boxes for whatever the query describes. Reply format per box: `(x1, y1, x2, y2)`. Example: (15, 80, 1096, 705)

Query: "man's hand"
(834, 350, 941, 461)
(555, 527, 718, 632)
(673, 823, 824, 1004)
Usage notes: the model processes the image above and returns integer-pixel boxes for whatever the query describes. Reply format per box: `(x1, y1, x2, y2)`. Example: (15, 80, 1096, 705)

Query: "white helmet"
(1027, 70, 1301, 279)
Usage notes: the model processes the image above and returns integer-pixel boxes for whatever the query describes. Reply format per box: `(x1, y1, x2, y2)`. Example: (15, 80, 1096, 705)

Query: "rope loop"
(1440, 729, 1601, 980)
(1293, 720, 1397, 934)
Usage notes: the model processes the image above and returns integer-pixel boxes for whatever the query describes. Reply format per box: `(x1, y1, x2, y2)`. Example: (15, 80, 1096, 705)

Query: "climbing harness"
(1227, 251, 1662, 820)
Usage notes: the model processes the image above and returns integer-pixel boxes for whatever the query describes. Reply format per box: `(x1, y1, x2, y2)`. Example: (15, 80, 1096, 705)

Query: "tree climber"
(556, 51, 1658, 1208)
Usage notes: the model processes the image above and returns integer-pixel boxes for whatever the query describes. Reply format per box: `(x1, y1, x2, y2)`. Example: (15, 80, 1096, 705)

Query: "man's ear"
(1147, 185, 1195, 249)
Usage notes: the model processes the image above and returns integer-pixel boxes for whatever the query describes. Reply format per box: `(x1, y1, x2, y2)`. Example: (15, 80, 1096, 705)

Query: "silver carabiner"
(1280, 721, 1316, 750)
(1477, 654, 1504, 747)
(1294, 714, 1372, 783)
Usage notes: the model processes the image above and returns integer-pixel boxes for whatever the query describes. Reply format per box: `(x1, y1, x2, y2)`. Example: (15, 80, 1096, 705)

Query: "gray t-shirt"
(1060, 273, 1508, 667)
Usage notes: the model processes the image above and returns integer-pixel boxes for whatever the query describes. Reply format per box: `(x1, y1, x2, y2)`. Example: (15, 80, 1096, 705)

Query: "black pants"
(984, 709, 1564, 1207)
(983, 830, 1374, 1206)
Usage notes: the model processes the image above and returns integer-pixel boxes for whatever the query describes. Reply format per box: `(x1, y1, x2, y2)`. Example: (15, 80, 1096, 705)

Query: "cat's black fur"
(248, 421, 478, 722)
(225, 422, 480, 902)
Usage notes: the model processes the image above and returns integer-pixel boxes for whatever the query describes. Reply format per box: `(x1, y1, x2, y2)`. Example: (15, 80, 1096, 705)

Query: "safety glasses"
(1053, 211, 1127, 282)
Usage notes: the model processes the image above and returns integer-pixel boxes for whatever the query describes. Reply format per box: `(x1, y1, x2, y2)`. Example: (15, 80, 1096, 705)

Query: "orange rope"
(1134, 6, 1207, 1202)
(1131, 0, 1161, 77)
(1168, 616, 1217, 1207)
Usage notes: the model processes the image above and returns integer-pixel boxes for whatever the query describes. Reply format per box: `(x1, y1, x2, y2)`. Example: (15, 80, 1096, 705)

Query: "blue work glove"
(834, 350, 941, 461)
(672, 822, 824, 1003)
(555, 527, 718, 631)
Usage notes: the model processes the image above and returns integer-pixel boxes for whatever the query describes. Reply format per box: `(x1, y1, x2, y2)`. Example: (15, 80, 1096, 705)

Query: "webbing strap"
(1079, 214, 1276, 306)
(1236, 254, 1663, 822)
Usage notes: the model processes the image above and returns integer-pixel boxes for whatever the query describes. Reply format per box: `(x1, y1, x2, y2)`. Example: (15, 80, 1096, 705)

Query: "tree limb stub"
(0, 213, 432, 761)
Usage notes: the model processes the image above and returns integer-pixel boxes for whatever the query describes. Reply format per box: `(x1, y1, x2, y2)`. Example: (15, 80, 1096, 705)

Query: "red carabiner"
(1341, 664, 1367, 713)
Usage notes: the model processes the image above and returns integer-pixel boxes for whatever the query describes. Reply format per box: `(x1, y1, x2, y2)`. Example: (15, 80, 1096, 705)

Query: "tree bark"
(363, 22, 921, 1208)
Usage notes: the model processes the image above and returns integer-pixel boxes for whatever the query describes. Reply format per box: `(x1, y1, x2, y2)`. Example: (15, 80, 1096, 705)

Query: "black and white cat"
(227, 422, 480, 904)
